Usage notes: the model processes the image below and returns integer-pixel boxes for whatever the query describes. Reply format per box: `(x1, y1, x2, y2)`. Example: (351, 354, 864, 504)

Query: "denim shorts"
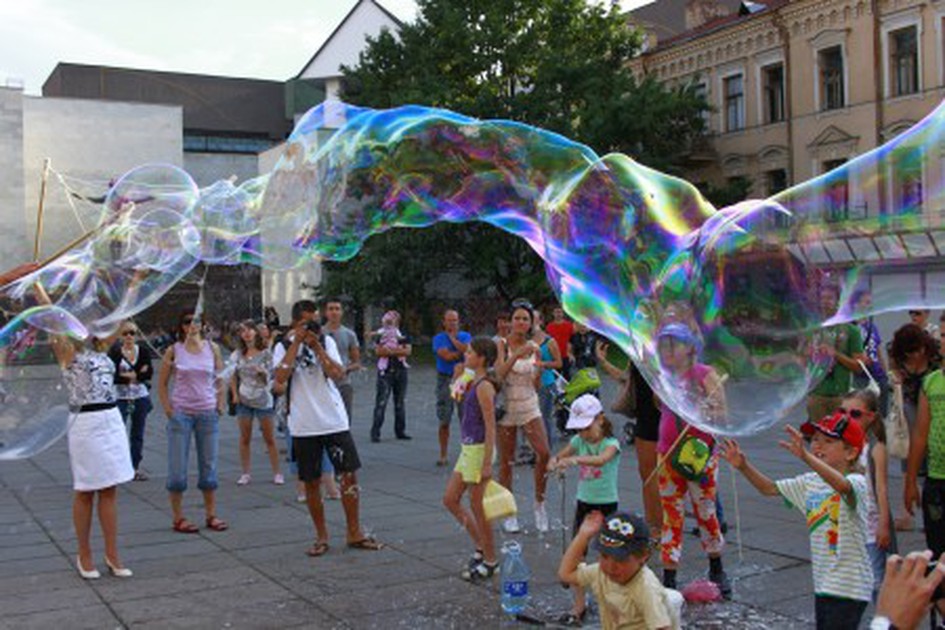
(235, 404, 274, 420)
(166, 410, 220, 493)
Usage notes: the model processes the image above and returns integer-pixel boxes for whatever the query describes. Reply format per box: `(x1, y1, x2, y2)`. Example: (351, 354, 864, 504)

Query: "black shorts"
(633, 407, 661, 442)
(293, 431, 361, 482)
(572, 500, 618, 538)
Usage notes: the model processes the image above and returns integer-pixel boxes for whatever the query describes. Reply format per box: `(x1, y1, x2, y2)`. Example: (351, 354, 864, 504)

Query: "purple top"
(460, 379, 486, 444)
(857, 319, 887, 382)
(171, 341, 217, 413)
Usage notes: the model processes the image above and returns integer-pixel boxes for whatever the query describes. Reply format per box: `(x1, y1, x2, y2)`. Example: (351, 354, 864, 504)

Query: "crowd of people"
(2, 255, 945, 630)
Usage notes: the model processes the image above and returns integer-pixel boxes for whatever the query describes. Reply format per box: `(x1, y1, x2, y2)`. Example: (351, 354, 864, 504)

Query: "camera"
(304, 320, 325, 346)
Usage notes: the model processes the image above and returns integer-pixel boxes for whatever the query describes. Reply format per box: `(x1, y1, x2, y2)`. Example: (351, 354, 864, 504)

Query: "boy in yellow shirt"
(559, 511, 682, 629)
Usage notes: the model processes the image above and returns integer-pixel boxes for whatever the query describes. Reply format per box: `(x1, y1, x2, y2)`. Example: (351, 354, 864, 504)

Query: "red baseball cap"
(803, 410, 866, 453)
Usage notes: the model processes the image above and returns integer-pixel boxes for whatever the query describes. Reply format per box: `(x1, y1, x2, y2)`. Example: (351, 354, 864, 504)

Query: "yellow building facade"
(630, 0, 945, 207)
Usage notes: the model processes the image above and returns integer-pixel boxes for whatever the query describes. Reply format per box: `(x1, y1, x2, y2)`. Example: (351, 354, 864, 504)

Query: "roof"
(294, 0, 403, 80)
(42, 63, 291, 140)
(631, 0, 788, 52)
(628, 0, 744, 42)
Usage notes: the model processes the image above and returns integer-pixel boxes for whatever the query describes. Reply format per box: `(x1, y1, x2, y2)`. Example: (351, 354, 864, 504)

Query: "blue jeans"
(372, 367, 408, 438)
(166, 410, 220, 493)
(118, 396, 152, 470)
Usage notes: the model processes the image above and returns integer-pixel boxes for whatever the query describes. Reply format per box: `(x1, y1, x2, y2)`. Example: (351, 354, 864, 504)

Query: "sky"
(0, 0, 651, 95)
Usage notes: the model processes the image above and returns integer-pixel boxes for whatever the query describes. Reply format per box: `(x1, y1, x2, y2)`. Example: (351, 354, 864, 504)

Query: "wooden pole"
(32, 158, 51, 262)
(643, 424, 691, 487)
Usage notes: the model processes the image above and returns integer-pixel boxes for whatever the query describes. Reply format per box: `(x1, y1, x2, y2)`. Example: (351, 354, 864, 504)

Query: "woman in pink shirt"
(157, 311, 227, 534)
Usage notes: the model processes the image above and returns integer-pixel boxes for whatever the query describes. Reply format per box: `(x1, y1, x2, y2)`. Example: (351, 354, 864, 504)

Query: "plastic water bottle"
(500, 540, 530, 614)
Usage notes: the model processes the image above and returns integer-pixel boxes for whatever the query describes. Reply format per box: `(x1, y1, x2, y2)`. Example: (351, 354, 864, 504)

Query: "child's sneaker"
(461, 560, 498, 582)
(502, 516, 522, 533)
(534, 502, 549, 533)
(709, 568, 732, 599)
(237, 474, 251, 486)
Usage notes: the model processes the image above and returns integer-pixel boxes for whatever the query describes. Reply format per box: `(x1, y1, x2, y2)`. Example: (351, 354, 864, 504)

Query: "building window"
(692, 82, 710, 129)
(762, 64, 785, 124)
(724, 74, 745, 132)
(767, 169, 788, 195)
(895, 150, 923, 213)
(889, 26, 919, 96)
(819, 46, 845, 110)
(822, 159, 848, 221)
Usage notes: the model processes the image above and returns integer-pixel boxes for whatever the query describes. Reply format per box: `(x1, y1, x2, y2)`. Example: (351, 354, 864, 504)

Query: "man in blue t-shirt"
(432, 309, 471, 466)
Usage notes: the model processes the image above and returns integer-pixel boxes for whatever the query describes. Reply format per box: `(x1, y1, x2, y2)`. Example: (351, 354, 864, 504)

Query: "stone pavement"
(0, 364, 927, 629)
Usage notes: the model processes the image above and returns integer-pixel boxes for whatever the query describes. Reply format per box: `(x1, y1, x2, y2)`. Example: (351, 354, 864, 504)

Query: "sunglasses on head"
(836, 407, 866, 420)
(511, 299, 533, 311)
(909, 310, 924, 316)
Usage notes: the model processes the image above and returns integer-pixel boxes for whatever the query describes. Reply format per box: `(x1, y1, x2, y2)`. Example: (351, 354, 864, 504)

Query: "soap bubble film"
(3, 98, 945, 456)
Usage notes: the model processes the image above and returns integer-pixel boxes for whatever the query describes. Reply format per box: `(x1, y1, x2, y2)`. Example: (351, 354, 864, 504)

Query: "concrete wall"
(184, 152, 259, 187)
(257, 141, 322, 324)
(21, 95, 182, 259)
(0, 88, 26, 264)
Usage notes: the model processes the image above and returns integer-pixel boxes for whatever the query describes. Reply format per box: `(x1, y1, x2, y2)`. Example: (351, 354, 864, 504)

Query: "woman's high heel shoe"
(76, 556, 100, 579)
(104, 557, 133, 578)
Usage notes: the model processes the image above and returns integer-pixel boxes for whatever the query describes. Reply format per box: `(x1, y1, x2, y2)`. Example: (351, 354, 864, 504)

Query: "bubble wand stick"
(32, 158, 51, 262)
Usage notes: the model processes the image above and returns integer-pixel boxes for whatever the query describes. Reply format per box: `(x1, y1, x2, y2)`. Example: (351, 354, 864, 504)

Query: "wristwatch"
(870, 617, 897, 630)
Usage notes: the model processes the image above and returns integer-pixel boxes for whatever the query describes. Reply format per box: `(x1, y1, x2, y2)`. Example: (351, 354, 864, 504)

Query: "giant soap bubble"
(3, 98, 945, 457)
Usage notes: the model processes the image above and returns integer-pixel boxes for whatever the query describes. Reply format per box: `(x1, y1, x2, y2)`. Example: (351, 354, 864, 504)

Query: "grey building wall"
(21, 96, 182, 259)
(0, 88, 26, 263)
(184, 152, 259, 187)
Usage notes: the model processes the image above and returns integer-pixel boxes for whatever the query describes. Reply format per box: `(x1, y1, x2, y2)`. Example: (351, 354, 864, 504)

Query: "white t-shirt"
(273, 334, 348, 437)
(857, 446, 880, 544)
(776, 472, 873, 602)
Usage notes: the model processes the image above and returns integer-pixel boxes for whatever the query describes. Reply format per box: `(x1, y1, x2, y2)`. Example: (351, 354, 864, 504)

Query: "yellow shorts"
(454, 444, 487, 484)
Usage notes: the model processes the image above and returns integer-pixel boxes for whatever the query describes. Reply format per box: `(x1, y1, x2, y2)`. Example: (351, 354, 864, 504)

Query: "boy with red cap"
(721, 412, 873, 630)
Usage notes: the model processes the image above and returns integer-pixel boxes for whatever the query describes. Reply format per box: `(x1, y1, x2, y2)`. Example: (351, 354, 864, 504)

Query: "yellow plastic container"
(482, 480, 517, 521)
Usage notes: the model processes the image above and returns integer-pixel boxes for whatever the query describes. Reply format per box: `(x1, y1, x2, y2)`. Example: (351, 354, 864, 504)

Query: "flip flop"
(347, 536, 384, 551)
(205, 516, 228, 532)
(172, 517, 199, 534)
(305, 541, 329, 557)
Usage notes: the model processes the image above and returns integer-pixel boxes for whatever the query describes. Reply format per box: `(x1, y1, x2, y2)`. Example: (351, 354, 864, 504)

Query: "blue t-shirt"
(433, 331, 471, 375)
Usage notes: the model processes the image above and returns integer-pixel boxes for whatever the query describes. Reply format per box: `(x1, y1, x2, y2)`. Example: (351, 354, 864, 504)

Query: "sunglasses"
(836, 407, 866, 420)
(909, 311, 924, 316)
(511, 299, 533, 311)
(121, 330, 136, 336)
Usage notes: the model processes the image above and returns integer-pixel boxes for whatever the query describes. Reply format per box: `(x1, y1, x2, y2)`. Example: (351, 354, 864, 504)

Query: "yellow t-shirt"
(576, 563, 671, 630)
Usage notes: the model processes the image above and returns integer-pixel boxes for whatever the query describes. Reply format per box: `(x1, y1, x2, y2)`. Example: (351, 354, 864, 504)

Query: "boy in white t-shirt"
(559, 511, 682, 630)
(722, 411, 872, 629)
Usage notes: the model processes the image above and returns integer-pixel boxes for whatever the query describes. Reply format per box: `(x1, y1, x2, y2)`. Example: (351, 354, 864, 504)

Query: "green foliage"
(699, 176, 753, 208)
(326, 0, 709, 329)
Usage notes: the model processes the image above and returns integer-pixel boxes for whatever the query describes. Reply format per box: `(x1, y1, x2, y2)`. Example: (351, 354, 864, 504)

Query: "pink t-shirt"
(171, 341, 218, 414)
(657, 363, 715, 455)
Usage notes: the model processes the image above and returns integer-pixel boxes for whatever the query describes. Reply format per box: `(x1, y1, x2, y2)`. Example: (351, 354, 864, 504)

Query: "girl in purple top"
(157, 311, 227, 534)
(442, 337, 499, 581)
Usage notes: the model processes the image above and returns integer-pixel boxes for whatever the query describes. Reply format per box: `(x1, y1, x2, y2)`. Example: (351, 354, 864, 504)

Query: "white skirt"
(67, 407, 134, 491)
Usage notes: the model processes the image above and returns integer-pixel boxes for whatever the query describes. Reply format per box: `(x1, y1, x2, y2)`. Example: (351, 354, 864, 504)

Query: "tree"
(327, 0, 709, 324)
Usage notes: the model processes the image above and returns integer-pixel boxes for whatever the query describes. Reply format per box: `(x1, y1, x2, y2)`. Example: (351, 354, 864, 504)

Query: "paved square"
(0, 364, 925, 628)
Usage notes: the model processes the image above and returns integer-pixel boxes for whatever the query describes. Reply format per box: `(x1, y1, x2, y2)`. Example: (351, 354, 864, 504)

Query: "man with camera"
(273, 300, 383, 557)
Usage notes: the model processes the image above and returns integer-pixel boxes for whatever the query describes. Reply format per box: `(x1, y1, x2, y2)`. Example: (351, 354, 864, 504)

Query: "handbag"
(885, 381, 910, 460)
(610, 367, 637, 418)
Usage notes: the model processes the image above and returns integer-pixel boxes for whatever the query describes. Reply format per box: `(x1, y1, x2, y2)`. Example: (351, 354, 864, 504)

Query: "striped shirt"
(776, 472, 872, 602)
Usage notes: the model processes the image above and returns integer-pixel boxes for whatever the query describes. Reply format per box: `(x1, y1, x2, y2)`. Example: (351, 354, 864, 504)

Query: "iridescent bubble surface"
(3, 98, 945, 457)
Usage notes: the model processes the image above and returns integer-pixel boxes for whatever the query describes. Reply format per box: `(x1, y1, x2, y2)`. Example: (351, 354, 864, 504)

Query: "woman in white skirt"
(38, 290, 135, 579)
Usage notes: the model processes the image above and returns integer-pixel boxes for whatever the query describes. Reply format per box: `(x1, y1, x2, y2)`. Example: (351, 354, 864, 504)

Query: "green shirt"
(812, 324, 864, 397)
(570, 435, 621, 504)
(921, 370, 945, 480)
